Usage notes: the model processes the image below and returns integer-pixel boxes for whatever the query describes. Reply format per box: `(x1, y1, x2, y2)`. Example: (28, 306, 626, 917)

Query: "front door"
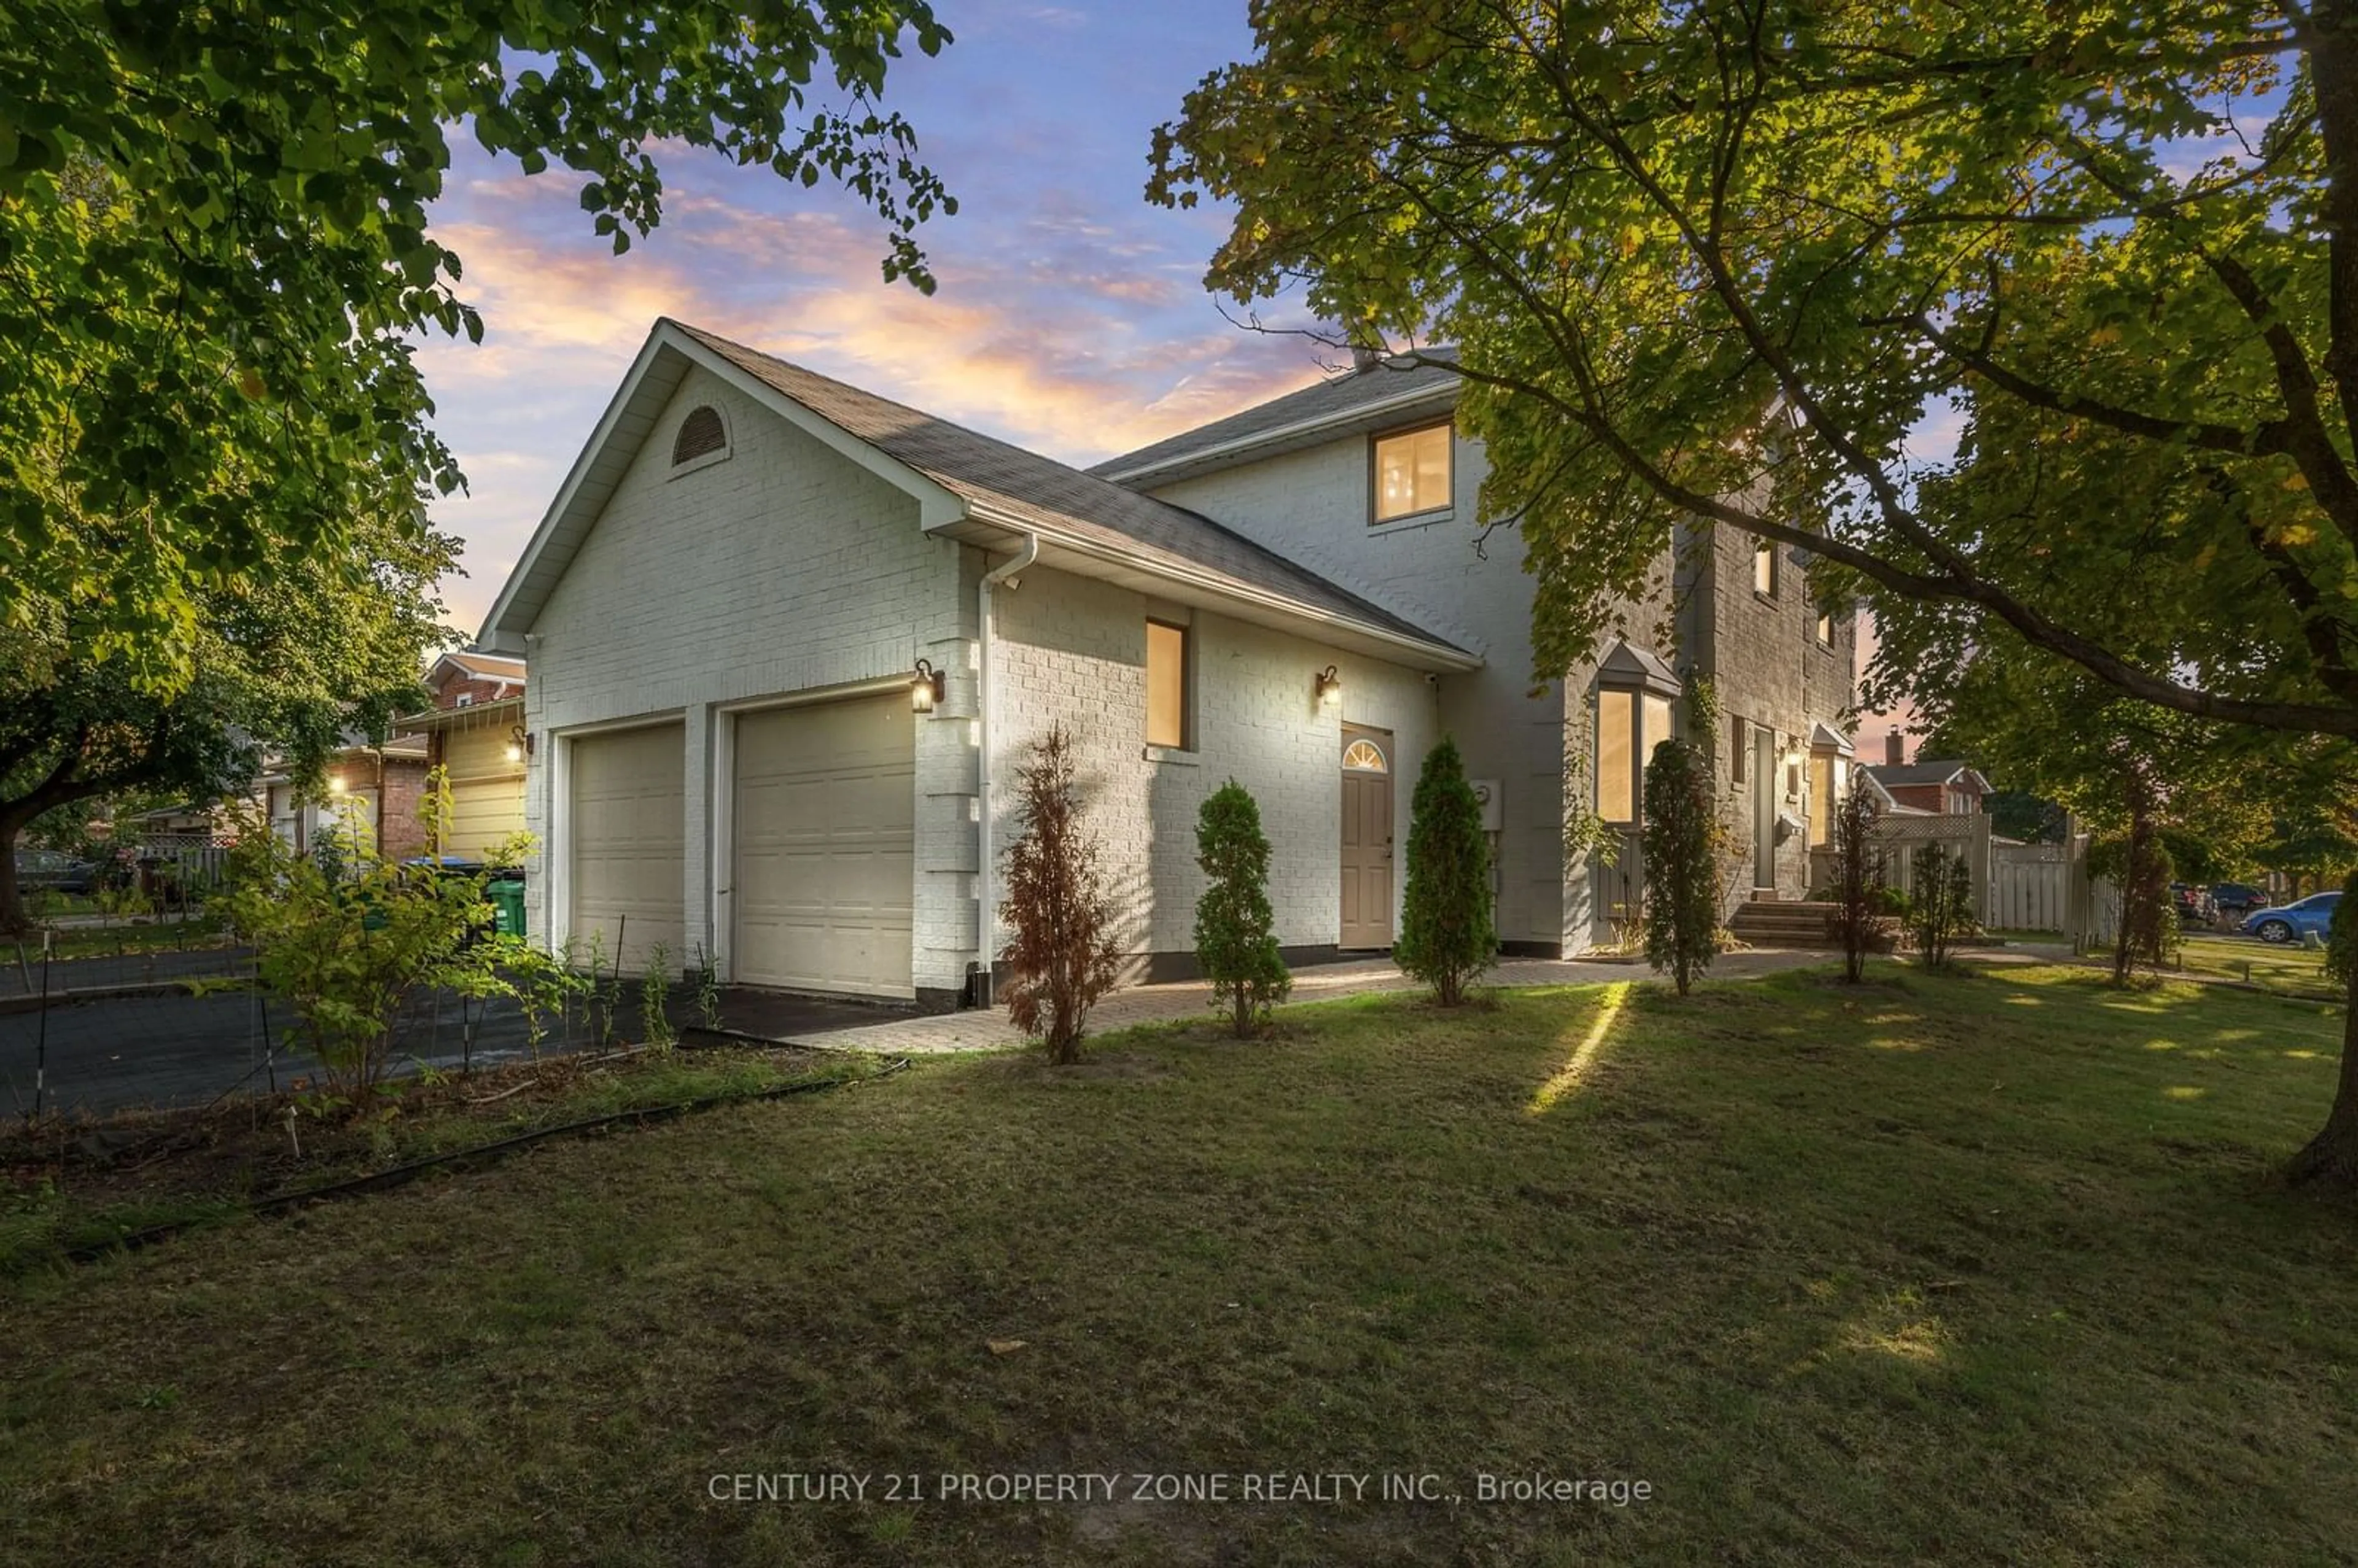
(1340, 727, 1395, 948)
(1753, 728, 1779, 891)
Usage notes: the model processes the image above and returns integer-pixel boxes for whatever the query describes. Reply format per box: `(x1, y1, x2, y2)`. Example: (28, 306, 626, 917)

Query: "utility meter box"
(1469, 778, 1504, 833)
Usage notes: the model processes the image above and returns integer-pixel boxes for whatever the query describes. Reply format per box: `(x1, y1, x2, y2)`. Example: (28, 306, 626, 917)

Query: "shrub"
(999, 726, 1122, 1063)
(221, 813, 505, 1111)
(1826, 785, 1889, 983)
(2327, 867, 2356, 990)
(1193, 780, 1290, 1037)
(1639, 736, 1718, 995)
(1396, 736, 1495, 1005)
(1908, 842, 1978, 968)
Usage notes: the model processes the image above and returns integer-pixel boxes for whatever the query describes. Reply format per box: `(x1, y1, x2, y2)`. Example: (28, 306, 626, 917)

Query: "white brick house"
(479, 320, 1854, 1004)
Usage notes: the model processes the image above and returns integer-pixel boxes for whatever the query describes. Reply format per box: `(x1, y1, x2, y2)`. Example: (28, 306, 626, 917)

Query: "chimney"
(1350, 342, 1383, 373)
(1885, 728, 1904, 766)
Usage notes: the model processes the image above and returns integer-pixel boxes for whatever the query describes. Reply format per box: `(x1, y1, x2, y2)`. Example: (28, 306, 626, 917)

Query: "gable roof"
(479, 321, 1476, 671)
(1862, 759, 1991, 791)
(1091, 349, 1462, 487)
(436, 651, 526, 683)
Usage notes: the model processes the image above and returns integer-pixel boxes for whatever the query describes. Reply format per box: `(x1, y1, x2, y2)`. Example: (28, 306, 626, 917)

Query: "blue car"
(2244, 891, 2341, 945)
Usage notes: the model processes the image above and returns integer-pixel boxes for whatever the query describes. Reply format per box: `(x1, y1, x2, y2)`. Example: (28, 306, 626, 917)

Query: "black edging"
(59, 1055, 912, 1267)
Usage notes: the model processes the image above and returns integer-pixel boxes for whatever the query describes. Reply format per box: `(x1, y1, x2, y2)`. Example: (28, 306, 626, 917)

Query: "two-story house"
(392, 650, 531, 861)
(477, 319, 1855, 998)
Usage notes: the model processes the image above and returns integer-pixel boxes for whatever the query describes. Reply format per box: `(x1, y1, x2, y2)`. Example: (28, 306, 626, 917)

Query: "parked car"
(2244, 891, 2342, 945)
(12, 848, 98, 895)
(2170, 883, 2216, 926)
(2210, 883, 2270, 917)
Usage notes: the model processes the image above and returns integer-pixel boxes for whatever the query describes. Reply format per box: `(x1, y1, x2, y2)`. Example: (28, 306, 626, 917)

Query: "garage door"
(443, 726, 526, 860)
(733, 694, 914, 996)
(569, 723, 685, 974)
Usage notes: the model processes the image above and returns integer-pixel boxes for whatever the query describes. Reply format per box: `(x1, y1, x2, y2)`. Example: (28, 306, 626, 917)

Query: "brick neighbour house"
(478, 320, 1857, 1002)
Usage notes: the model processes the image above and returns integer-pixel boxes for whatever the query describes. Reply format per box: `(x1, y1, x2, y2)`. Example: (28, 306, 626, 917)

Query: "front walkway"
(774, 948, 1839, 1056)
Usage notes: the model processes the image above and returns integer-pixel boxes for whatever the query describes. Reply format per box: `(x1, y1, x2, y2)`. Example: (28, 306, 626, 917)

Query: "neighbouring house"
(257, 733, 431, 861)
(477, 319, 1856, 1001)
(1859, 731, 1993, 817)
(392, 651, 530, 861)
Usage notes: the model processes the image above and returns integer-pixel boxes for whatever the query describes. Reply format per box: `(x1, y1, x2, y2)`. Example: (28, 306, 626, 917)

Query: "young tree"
(2, 5, 953, 684)
(1908, 843, 1974, 971)
(1826, 786, 1888, 985)
(1151, 2, 2358, 1180)
(1395, 736, 1495, 1005)
(1639, 737, 1717, 996)
(1193, 780, 1291, 1038)
(998, 728, 1121, 1065)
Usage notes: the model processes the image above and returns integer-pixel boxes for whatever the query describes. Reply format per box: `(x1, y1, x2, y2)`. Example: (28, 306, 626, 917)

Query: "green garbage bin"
(488, 877, 526, 938)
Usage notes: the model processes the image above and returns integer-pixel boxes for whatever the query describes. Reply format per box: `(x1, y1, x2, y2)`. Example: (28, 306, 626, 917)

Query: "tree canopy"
(0, 503, 456, 930)
(1, 2, 952, 686)
(1151, 0, 2353, 738)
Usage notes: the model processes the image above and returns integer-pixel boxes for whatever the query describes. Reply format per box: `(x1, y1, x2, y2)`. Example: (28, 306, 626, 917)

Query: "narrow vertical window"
(1815, 611, 1834, 646)
(1146, 619, 1189, 748)
(1597, 689, 1634, 823)
(1753, 539, 1778, 597)
(1809, 753, 1836, 842)
(1730, 715, 1748, 785)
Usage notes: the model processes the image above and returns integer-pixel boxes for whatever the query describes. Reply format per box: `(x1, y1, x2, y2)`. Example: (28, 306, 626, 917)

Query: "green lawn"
(2161, 932, 2345, 1001)
(3, 963, 2354, 1565)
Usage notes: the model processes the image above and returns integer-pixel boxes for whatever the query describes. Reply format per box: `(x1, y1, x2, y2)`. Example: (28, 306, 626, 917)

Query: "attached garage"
(568, 722, 685, 973)
(442, 725, 526, 860)
(731, 693, 914, 997)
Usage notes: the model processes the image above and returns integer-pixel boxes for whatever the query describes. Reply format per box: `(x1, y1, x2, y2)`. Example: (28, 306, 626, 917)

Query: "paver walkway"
(773, 947, 1843, 1055)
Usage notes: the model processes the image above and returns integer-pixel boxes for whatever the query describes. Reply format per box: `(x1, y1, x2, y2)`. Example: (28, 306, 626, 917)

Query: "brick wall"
(990, 564, 1441, 974)
(1143, 425, 1569, 952)
(522, 364, 975, 996)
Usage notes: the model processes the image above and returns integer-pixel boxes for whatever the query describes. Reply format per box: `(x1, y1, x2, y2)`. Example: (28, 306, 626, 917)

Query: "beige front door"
(1339, 726, 1395, 949)
(731, 692, 915, 998)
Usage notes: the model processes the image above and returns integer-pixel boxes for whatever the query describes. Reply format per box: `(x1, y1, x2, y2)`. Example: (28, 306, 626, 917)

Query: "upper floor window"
(1815, 610, 1834, 646)
(453, 692, 475, 708)
(1753, 539, 1778, 597)
(1145, 618, 1191, 749)
(1371, 421, 1453, 522)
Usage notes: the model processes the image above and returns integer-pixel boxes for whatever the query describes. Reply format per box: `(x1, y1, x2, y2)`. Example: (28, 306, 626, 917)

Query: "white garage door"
(569, 723, 685, 974)
(733, 694, 914, 996)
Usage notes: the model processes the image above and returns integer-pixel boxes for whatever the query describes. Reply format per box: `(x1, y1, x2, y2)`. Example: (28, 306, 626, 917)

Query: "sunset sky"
(413, 0, 1918, 743)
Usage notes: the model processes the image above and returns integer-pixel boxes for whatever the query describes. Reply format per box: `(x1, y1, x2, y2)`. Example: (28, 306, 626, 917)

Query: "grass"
(1, 962, 2353, 1565)
(12, 915, 232, 967)
(2084, 931, 2344, 1002)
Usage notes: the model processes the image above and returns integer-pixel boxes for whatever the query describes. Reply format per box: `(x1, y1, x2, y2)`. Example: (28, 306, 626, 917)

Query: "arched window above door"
(1342, 737, 1388, 773)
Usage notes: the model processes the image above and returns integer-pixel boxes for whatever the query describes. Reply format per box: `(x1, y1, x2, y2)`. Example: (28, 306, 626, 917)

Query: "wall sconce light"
(505, 724, 534, 763)
(1313, 664, 1342, 705)
(911, 658, 946, 714)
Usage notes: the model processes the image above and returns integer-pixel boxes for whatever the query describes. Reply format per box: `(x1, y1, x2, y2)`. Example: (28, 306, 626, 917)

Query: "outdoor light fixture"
(506, 724, 532, 763)
(1314, 664, 1342, 705)
(327, 776, 347, 795)
(911, 658, 946, 714)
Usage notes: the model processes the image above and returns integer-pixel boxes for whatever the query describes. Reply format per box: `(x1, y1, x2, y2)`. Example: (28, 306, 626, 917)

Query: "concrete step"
(1726, 900, 1842, 949)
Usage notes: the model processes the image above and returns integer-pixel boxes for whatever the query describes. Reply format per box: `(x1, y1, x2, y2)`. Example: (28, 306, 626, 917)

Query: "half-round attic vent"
(672, 405, 728, 465)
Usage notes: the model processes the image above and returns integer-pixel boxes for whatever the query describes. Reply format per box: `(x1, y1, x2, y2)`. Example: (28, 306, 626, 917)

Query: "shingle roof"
(1089, 349, 1461, 481)
(1862, 759, 1981, 788)
(671, 322, 1465, 654)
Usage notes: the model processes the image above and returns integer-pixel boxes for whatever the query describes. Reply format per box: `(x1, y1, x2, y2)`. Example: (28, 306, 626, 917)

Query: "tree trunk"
(1232, 988, 1251, 1039)
(2289, 962, 2358, 1187)
(0, 823, 25, 936)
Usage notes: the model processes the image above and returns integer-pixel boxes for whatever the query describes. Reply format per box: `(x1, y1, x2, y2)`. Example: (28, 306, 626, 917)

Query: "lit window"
(1598, 690, 1634, 823)
(1643, 694, 1675, 769)
(1808, 753, 1836, 842)
(1372, 422, 1453, 522)
(1146, 620, 1189, 748)
(1753, 540, 1778, 597)
(1815, 611, 1834, 646)
(1342, 738, 1388, 772)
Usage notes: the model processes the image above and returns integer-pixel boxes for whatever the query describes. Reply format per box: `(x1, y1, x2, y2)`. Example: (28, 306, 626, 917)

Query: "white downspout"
(974, 532, 1039, 1007)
